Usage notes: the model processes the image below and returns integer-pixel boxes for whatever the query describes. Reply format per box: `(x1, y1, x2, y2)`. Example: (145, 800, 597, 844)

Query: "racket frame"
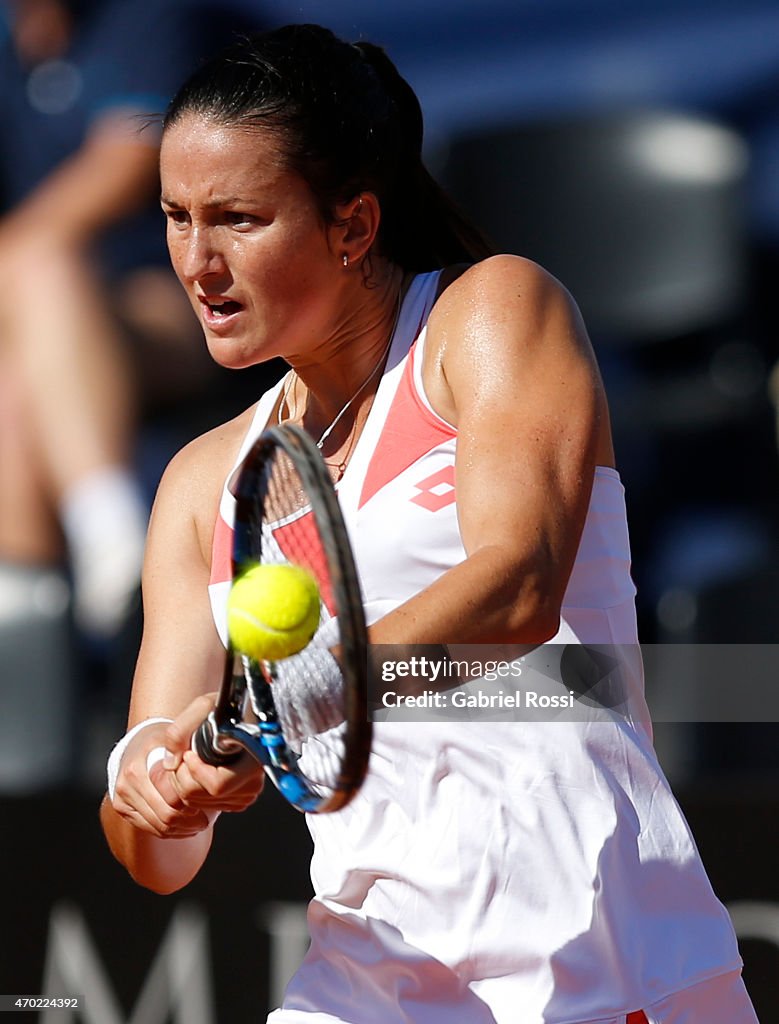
(194, 423, 371, 813)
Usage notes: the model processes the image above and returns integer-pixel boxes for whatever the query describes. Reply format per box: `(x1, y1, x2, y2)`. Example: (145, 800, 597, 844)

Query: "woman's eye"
(165, 209, 189, 225)
(224, 212, 253, 227)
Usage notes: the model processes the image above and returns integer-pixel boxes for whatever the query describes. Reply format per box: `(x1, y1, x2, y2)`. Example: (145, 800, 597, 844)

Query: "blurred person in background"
(0, 0, 263, 641)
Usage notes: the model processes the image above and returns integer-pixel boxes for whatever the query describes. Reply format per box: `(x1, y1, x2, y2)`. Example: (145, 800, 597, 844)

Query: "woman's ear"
(333, 192, 381, 268)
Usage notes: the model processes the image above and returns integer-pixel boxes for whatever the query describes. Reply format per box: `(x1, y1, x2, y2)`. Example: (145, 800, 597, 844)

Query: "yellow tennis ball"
(227, 562, 321, 662)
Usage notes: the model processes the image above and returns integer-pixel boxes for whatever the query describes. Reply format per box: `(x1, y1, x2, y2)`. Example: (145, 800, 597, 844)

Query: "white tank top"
(210, 272, 741, 1024)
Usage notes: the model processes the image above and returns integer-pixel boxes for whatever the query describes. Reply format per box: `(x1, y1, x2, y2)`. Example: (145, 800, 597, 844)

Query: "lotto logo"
(410, 466, 456, 511)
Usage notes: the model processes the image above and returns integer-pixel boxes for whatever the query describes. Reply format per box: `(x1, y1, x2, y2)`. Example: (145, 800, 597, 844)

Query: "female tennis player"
(100, 24, 757, 1024)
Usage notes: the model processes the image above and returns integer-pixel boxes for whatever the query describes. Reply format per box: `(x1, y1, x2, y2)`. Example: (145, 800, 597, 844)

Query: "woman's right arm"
(99, 423, 264, 894)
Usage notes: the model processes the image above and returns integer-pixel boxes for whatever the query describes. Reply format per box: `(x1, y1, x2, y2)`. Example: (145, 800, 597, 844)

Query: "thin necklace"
(278, 286, 403, 453)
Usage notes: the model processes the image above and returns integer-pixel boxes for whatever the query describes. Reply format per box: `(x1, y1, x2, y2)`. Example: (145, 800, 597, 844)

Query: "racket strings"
(270, 653, 347, 791)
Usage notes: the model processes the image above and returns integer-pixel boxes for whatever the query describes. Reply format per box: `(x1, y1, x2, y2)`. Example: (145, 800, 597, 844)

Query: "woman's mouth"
(200, 296, 244, 329)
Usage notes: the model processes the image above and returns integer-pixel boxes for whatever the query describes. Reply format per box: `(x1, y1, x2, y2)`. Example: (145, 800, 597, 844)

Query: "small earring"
(342, 254, 349, 268)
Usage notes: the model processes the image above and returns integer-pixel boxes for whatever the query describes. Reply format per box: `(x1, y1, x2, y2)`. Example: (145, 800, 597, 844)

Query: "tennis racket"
(193, 423, 371, 813)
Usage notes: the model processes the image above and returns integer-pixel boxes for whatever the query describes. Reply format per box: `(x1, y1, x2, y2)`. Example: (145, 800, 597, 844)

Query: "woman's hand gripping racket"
(193, 423, 371, 813)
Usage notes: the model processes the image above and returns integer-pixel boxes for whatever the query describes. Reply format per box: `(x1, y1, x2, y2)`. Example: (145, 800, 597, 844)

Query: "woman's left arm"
(371, 255, 613, 646)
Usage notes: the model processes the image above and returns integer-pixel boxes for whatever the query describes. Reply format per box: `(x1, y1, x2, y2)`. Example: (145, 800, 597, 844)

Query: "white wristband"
(107, 717, 174, 802)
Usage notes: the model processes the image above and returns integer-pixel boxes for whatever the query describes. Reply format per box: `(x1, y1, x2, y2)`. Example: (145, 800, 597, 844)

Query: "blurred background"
(0, 0, 777, 1020)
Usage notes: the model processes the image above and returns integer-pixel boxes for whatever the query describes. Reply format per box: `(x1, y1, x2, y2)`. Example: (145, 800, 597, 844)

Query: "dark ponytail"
(163, 24, 494, 272)
(352, 41, 494, 269)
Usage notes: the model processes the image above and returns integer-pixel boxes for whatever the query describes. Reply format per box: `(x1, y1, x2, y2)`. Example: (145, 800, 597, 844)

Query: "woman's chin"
(205, 338, 270, 372)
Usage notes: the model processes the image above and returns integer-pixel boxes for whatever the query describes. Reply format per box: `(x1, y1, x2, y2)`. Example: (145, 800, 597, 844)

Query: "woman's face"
(160, 112, 344, 369)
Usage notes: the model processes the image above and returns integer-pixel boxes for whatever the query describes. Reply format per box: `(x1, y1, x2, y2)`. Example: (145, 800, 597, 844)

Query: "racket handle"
(193, 715, 244, 767)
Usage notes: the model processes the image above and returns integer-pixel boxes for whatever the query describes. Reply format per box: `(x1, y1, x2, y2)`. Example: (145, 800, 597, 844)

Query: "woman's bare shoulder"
(433, 254, 576, 323)
(151, 404, 258, 558)
(164, 404, 256, 489)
